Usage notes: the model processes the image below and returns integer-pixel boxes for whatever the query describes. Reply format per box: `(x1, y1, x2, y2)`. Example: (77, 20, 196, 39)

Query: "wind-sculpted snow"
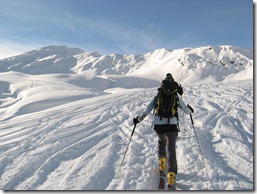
(0, 77, 253, 190)
(0, 72, 159, 121)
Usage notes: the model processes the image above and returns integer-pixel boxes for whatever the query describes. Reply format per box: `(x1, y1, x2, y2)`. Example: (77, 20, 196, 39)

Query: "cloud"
(0, 0, 189, 55)
(0, 37, 51, 59)
(75, 18, 163, 52)
(0, 0, 167, 54)
(0, 41, 35, 59)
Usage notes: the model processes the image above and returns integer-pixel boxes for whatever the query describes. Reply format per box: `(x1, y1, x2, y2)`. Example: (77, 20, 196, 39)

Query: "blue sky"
(0, 0, 253, 58)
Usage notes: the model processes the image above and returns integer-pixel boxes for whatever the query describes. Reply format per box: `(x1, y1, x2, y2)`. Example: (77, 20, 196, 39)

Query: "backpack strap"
(157, 92, 163, 120)
(152, 93, 159, 107)
(152, 93, 159, 115)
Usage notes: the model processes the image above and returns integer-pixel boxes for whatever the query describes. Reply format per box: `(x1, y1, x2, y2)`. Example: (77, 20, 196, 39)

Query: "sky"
(0, 0, 254, 59)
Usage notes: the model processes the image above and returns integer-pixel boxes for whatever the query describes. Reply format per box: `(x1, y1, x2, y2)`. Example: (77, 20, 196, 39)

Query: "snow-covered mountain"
(0, 46, 84, 74)
(0, 45, 253, 190)
(0, 45, 253, 83)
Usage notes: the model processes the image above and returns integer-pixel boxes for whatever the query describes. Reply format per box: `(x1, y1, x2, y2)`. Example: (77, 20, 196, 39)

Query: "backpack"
(153, 80, 179, 122)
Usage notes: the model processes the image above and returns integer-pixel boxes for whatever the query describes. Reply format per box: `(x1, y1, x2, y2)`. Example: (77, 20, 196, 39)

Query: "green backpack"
(153, 80, 179, 121)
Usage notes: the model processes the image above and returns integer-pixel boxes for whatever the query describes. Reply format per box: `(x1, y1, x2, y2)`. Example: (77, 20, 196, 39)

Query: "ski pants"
(154, 125, 178, 174)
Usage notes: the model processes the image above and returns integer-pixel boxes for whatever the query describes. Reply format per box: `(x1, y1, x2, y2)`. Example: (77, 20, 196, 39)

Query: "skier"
(133, 73, 194, 190)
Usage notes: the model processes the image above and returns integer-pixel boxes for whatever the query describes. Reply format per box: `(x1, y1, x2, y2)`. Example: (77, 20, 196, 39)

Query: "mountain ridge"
(0, 45, 253, 84)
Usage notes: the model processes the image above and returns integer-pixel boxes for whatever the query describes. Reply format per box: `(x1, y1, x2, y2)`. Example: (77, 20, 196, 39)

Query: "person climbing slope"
(133, 73, 194, 190)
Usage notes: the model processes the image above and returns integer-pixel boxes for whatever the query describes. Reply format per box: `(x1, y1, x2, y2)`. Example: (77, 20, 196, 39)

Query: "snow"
(0, 45, 253, 190)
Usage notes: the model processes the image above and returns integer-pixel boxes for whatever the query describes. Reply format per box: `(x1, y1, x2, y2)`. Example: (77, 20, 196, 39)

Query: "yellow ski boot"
(167, 172, 176, 190)
(158, 157, 167, 189)
(159, 157, 167, 172)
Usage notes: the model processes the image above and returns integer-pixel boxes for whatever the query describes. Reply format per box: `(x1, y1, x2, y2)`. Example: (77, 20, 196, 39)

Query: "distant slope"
(0, 45, 253, 83)
(0, 45, 84, 74)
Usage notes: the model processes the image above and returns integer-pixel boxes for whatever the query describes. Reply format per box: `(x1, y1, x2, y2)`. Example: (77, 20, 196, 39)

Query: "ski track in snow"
(0, 80, 253, 190)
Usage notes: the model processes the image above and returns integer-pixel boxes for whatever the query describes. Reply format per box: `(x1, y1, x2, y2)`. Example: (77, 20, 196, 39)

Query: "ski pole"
(180, 93, 184, 132)
(118, 123, 137, 174)
(190, 114, 206, 168)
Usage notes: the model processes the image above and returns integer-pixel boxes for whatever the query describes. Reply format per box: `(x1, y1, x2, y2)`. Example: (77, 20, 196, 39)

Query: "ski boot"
(167, 172, 176, 190)
(158, 157, 167, 189)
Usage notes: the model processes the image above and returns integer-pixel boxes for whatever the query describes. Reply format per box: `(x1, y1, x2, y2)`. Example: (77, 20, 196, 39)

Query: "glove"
(187, 105, 194, 113)
(178, 84, 183, 95)
(133, 116, 140, 125)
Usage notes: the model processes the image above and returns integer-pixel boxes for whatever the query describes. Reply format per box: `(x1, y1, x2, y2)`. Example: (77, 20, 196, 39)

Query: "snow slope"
(0, 45, 253, 190)
(0, 45, 253, 83)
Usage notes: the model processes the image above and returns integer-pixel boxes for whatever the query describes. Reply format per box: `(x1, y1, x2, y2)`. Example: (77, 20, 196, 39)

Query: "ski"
(159, 177, 177, 190)
(159, 177, 165, 189)
(158, 170, 166, 189)
(167, 184, 176, 190)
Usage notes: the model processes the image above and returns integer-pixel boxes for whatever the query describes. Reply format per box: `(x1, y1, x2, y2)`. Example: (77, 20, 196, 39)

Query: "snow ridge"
(0, 45, 253, 82)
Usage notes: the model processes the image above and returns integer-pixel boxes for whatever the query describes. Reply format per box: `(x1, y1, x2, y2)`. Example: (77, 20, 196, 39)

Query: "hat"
(165, 73, 174, 81)
(166, 73, 173, 78)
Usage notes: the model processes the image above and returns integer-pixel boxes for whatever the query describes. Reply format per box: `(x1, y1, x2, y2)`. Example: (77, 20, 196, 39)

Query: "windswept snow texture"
(0, 45, 253, 190)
